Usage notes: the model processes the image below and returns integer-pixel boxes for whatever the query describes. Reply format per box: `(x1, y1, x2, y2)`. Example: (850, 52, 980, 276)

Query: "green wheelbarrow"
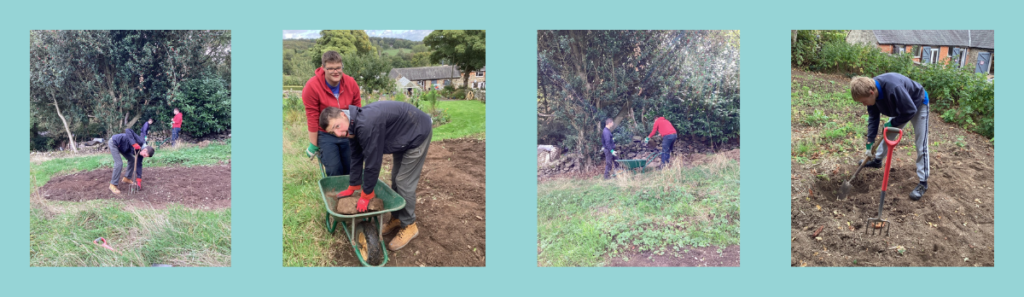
(613, 150, 660, 176)
(314, 155, 406, 267)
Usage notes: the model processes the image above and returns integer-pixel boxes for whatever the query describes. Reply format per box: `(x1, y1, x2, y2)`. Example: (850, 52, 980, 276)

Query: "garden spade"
(838, 136, 882, 200)
(866, 127, 902, 236)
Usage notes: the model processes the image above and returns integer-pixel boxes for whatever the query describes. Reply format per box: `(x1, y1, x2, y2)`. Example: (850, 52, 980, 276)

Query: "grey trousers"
(108, 140, 140, 185)
(875, 104, 930, 182)
(390, 131, 431, 226)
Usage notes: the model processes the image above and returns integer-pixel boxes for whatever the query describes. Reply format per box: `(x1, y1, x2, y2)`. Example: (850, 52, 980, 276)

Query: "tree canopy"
(424, 30, 486, 87)
(310, 30, 377, 66)
(537, 30, 740, 162)
(30, 30, 231, 151)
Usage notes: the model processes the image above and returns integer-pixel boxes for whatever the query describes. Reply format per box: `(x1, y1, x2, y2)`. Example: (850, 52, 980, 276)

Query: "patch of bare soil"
(39, 165, 231, 209)
(605, 245, 740, 267)
(330, 138, 486, 267)
(791, 71, 994, 267)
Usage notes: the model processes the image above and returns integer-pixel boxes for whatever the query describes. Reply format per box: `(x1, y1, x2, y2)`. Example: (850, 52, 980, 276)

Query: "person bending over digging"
(320, 103, 432, 251)
(108, 128, 155, 194)
(851, 73, 930, 200)
(303, 50, 362, 176)
(644, 116, 678, 168)
(603, 118, 618, 180)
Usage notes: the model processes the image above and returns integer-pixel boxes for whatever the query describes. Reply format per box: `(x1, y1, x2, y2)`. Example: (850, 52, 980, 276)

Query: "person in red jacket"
(302, 50, 362, 177)
(170, 108, 183, 146)
(644, 116, 678, 168)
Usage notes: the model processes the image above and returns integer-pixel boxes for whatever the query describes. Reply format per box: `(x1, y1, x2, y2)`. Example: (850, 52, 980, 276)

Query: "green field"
(30, 142, 232, 267)
(281, 98, 484, 266)
(537, 156, 740, 267)
(383, 48, 412, 56)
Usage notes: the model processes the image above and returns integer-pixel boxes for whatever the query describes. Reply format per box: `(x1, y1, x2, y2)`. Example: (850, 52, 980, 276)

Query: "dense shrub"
(175, 75, 232, 138)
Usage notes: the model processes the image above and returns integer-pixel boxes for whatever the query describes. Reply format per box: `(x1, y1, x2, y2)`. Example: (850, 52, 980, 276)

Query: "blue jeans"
(318, 131, 352, 176)
(661, 133, 677, 165)
(171, 128, 181, 145)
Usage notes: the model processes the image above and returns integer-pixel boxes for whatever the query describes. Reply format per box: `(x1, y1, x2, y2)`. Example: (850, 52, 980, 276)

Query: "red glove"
(136, 178, 142, 190)
(356, 190, 375, 213)
(337, 185, 360, 197)
(132, 143, 141, 150)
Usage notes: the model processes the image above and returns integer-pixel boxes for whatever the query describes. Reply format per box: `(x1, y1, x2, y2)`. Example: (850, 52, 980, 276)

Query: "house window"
(432, 80, 437, 85)
(444, 79, 451, 86)
(928, 48, 939, 64)
(475, 71, 484, 77)
(912, 45, 921, 58)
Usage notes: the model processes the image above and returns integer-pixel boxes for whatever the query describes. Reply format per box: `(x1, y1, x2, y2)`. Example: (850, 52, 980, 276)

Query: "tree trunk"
(50, 95, 78, 153)
(791, 30, 798, 46)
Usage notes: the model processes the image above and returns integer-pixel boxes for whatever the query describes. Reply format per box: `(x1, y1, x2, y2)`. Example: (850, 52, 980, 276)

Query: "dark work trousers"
(390, 130, 431, 226)
(108, 140, 141, 185)
(318, 131, 352, 176)
(604, 150, 616, 179)
(171, 128, 181, 145)
(661, 133, 677, 166)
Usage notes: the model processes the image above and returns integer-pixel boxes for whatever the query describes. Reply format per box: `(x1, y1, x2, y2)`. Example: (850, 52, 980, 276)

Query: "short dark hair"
(319, 107, 348, 131)
(322, 51, 343, 66)
(144, 146, 155, 158)
(605, 118, 614, 125)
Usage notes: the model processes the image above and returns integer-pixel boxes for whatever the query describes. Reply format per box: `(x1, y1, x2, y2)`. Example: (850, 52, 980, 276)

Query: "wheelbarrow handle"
(883, 127, 903, 146)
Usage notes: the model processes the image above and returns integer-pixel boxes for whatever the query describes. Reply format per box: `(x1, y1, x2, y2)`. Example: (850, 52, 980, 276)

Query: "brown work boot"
(109, 184, 121, 194)
(387, 223, 419, 251)
(382, 218, 402, 235)
(121, 177, 132, 184)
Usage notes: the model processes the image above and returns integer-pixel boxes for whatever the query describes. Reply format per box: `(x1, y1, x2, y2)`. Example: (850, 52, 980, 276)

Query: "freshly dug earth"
(39, 165, 231, 209)
(330, 138, 486, 267)
(335, 197, 384, 214)
(791, 70, 994, 267)
(605, 245, 740, 267)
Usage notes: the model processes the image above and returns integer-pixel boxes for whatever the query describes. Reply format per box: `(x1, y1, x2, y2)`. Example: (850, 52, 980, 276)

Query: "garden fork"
(866, 127, 902, 236)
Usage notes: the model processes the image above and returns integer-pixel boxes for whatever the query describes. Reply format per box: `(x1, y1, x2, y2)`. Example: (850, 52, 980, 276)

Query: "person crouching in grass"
(320, 102, 432, 251)
(850, 73, 930, 201)
(108, 128, 155, 194)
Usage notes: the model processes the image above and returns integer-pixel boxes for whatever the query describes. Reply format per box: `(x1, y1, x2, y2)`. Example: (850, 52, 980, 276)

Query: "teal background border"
(2, 0, 1017, 296)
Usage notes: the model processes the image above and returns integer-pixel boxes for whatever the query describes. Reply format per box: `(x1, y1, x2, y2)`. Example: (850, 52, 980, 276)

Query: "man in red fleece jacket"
(302, 50, 362, 177)
(170, 108, 183, 146)
(644, 116, 678, 168)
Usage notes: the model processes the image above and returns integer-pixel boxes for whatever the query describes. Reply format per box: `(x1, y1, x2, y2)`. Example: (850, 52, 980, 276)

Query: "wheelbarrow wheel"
(355, 221, 383, 266)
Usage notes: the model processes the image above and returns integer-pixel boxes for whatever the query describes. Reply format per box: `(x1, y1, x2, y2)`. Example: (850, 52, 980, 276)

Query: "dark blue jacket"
(111, 128, 145, 154)
(141, 122, 150, 138)
(348, 101, 433, 194)
(602, 127, 615, 152)
(866, 73, 928, 144)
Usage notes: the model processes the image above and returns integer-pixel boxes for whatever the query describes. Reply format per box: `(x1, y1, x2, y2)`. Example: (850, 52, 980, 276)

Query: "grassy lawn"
(29, 141, 232, 267)
(281, 99, 484, 266)
(537, 156, 741, 267)
(432, 100, 486, 140)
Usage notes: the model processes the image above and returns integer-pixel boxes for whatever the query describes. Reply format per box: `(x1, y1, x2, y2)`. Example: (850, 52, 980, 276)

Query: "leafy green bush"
(175, 75, 232, 138)
(451, 88, 467, 100)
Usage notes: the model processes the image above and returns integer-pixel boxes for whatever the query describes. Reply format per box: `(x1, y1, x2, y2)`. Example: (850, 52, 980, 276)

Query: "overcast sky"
(283, 30, 433, 41)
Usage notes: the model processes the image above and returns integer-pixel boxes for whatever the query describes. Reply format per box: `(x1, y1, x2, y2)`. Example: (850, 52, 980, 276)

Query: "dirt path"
(39, 165, 231, 209)
(330, 138, 486, 267)
(791, 70, 994, 267)
(605, 245, 740, 267)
